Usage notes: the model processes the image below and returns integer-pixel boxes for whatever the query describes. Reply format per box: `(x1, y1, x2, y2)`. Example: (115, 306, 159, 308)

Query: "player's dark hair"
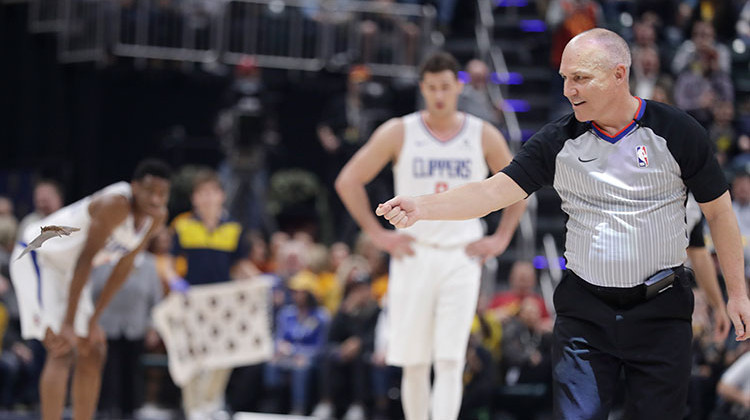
(132, 159, 172, 182)
(419, 51, 460, 80)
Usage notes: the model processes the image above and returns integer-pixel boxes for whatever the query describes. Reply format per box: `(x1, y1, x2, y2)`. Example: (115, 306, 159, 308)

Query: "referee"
(375, 28, 750, 420)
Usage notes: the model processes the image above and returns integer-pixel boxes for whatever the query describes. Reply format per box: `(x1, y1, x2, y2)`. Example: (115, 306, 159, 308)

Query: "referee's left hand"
(466, 235, 510, 265)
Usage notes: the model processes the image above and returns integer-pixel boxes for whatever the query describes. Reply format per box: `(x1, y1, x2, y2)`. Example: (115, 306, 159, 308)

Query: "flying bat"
(16, 225, 81, 261)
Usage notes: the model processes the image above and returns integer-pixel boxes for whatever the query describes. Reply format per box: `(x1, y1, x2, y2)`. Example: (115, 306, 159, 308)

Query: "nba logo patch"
(636, 145, 649, 167)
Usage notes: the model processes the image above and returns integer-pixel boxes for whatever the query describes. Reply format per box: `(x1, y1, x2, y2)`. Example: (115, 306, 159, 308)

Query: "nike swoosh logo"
(578, 157, 597, 163)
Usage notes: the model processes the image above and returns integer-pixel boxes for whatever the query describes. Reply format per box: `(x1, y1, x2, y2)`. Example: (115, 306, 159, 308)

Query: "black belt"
(568, 266, 688, 309)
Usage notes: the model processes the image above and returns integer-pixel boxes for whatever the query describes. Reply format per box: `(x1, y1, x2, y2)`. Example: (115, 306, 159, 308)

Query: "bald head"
(567, 28, 631, 75)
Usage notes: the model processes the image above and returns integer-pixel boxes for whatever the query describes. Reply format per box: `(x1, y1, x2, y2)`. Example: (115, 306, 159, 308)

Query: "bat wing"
(15, 226, 80, 261)
(55, 226, 81, 236)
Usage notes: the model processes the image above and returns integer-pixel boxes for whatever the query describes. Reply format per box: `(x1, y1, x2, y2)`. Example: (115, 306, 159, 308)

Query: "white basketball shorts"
(9, 243, 94, 340)
(385, 242, 481, 366)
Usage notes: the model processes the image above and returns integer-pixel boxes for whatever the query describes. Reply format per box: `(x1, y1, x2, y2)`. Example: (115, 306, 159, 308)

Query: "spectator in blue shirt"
(265, 271, 329, 415)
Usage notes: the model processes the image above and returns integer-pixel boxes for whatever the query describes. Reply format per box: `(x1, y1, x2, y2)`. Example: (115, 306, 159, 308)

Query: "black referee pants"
(551, 270, 694, 420)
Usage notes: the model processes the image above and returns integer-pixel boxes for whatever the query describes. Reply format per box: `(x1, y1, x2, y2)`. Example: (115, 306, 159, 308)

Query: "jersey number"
(435, 182, 448, 193)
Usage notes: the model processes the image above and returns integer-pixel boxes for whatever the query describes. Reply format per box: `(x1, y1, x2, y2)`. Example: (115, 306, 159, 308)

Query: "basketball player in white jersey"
(335, 52, 526, 419)
(10, 159, 171, 420)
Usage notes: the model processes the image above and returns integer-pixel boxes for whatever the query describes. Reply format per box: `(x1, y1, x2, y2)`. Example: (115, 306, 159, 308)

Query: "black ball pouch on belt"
(643, 266, 689, 300)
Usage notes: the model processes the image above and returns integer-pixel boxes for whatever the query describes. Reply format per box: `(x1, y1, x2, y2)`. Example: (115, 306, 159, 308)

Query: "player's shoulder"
(479, 119, 509, 151)
(377, 116, 406, 134)
(478, 118, 503, 137)
(90, 186, 131, 216)
(368, 116, 407, 147)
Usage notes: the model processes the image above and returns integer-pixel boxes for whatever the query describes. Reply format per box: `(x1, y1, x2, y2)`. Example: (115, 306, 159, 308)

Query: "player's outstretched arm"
(376, 172, 527, 229)
(63, 195, 130, 327)
(700, 191, 750, 341)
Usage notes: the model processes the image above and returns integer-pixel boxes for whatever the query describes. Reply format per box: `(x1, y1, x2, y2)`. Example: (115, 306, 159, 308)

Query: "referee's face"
(559, 43, 615, 123)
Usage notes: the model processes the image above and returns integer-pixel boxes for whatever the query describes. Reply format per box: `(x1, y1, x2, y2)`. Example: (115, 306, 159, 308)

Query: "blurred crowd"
(3, 0, 750, 419)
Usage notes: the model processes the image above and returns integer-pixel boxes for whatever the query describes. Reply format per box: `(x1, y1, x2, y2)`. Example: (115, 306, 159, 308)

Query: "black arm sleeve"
(665, 111, 728, 202)
(501, 121, 572, 195)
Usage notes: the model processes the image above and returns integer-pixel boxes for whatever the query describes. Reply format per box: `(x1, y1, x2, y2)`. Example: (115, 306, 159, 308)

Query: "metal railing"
(475, 0, 522, 148)
(114, 0, 222, 63)
(22, 0, 437, 77)
(29, 0, 65, 32)
(58, 0, 106, 63)
(474, 0, 536, 267)
(222, 0, 435, 76)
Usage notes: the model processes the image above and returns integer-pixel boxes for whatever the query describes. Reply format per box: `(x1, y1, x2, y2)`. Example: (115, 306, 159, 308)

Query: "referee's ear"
(614, 63, 629, 87)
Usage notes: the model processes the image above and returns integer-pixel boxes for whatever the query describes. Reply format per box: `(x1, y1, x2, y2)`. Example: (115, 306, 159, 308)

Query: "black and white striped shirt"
(502, 98, 727, 287)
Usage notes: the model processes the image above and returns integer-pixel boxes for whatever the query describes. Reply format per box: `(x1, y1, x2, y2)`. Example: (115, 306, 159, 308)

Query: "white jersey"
(394, 112, 488, 246)
(20, 181, 153, 274)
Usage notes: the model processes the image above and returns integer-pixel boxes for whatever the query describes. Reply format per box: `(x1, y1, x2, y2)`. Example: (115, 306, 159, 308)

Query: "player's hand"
(376, 196, 420, 229)
(168, 276, 190, 294)
(46, 324, 76, 357)
(86, 321, 106, 347)
(465, 235, 511, 265)
(370, 229, 415, 259)
(76, 321, 105, 359)
(727, 296, 750, 341)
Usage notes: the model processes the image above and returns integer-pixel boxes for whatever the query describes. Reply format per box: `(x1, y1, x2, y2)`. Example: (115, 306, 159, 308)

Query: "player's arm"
(700, 191, 750, 341)
(90, 207, 167, 323)
(473, 123, 528, 253)
(335, 118, 414, 255)
(63, 195, 130, 326)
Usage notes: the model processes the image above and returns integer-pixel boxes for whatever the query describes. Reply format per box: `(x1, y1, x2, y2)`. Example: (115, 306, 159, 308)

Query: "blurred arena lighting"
(502, 99, 530, 113)
(496, 0, 528, 7)
(458, 70, 523, 86)
(431, 30, 446, 47)
(268, 0, 285, 14)
(520, 19, 546, 33)
(733, 38, 747, 55)
(532, 255, 566, 270)
(619, 12, 633, 28)
(491, 71, 523, 85)
(533, 255, 547, 269)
